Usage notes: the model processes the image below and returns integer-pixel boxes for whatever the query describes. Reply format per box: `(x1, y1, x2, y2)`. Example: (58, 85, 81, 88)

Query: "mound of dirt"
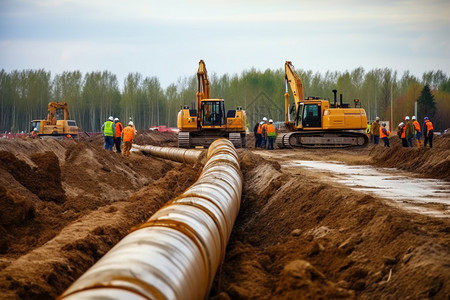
(208, 150, 450, 299)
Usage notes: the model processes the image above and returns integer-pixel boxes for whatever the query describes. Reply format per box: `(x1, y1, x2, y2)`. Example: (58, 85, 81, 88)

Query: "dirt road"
(0, 131, 449, 299)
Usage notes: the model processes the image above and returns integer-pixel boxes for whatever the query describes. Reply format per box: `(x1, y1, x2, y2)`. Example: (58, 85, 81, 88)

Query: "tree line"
(0, 67, 449, 133)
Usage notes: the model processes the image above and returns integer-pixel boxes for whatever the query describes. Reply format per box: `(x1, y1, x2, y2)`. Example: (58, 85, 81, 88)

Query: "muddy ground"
(0, 131, 449, 299)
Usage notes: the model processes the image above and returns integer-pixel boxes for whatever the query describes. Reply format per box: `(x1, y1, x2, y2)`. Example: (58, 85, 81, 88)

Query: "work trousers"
(382, 137, 390, 147)
(114, 137, 122, 153)
(424, 131, 433, 148)
(373, 135, 379, 144)
(267, 136, 275, 150)
(123, 141, 133, 157)
(104, 136, 114, 151)
(255, 134, 262, 148)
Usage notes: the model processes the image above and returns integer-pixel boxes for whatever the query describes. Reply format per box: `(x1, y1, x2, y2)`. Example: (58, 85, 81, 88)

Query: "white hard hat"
(405, 116, 410, 120)
(260, 121, 264, 125)
(399, 122, 404, 126)
(108, 116, 114, 121)
(262, 117, 267, 121)
(375, 116, 380, 120)
(269, 119, 273, 123)
(128, 121, 134, 126)
(114, 117, 119, 121)
(412, 116, 416, 120)
(33, 128, 38, 131)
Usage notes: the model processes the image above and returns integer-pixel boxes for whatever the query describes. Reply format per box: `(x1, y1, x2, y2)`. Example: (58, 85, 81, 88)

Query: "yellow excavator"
(31, 102, 79, 138)
(277, 61, 368, 148)
(177, 60, 247, 148)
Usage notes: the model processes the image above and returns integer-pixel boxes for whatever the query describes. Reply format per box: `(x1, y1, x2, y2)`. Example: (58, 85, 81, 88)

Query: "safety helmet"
(375, 116, 380, 120)
(405, 116, 410, 120)
(381, 122, 386, 127)
(128, 121, 134, 126)
(263, 117, 267, 121)
(33, 128, 38, 132)
(114, 117, 119, 121)
(260, 121, 264, 125)
(399, 122, 404, 127)
(424, 117, 429, 120)
(412, 116, 416, 120)
(108, 116, 114, 121)
(269, 119, 273, 123)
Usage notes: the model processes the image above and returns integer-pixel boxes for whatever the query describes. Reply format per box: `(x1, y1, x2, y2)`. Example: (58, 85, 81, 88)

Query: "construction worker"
(398, 122, 408, 147)
(405, 116, 414, 147)
(266, 119, 276, 150)
(380, 123, 390, 147)
(412, 116, 421, 147)
(101, 116, 116, 151)
(30, 128, 38, 139)
(122, 121, 135, 157)
(114, 117, 123, 153)
(261, 117, 268, 148)
(423, 117, 434, 148)
(370, 117, 380, 145)
(253, 120, 263, 148)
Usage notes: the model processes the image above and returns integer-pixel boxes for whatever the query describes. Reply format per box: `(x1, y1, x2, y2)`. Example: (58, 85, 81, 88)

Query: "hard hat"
(262, 117, 267, 121)
(381, 123, 386, 127)
(128, 121, 134, 126)
(269, 119, 273, 123)
(405, 116, 410, 120)
(260, 121, 264, 125)
(424, 117, 429, 120)
(412, 116, 416, 120)
(33, 128, 38, 132)
(375, 116, 380, 120)
(108, 116, 114, 121)
(114, 117, 119, 121)
(399, 122, 404, 127)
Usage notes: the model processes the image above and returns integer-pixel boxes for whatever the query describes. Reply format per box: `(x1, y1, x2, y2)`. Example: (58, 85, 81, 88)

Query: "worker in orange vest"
(261, 117, 268, 149)
(253, 120, 263, 148)
(379, 123, 390, 147)
(122, 121, 136, 157)
(423, 117, 434, 148)
(266, 119, 276, 150)
(397, 122, 407, 147)
(114, 117, 123, 153)
(412, 116, 421, 147)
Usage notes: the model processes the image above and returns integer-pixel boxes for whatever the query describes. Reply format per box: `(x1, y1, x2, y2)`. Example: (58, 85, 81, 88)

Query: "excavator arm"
(196, 60, 210, 111)
(47, 102, 69, 125)
(284, 61, 304, 128)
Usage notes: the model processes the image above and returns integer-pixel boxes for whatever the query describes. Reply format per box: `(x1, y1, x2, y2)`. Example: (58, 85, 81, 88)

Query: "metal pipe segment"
(133, 144, 204, 165)
(59, 139, 242, 300)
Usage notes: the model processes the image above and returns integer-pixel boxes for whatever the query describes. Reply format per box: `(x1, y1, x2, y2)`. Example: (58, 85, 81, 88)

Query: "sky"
(1, 0, 449, 90)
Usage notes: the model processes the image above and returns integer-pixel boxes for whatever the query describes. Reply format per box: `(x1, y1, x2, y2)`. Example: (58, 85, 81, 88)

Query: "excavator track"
(178, 131, 191, 148)
(277, 131, 368, 149)
(229, 132, 246, 148)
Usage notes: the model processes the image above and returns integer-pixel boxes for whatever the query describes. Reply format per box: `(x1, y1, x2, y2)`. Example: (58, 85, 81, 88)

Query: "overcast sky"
(1, 0, 449, 90)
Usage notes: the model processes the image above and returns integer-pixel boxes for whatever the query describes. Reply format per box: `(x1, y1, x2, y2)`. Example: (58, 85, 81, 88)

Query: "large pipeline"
(59, 139, 242, 300)
(133, 144, 205, 165)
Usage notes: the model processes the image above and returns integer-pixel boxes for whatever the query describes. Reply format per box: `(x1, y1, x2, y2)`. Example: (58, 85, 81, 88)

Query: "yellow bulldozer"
(277, 61, 368, 148)
(31, 102, 79, 138)
(177, 60, 247, 148)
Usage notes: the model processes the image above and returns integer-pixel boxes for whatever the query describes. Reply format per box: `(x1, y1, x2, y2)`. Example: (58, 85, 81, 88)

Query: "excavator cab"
(301, 103, 322, 128)
(201, 100, 225, 127)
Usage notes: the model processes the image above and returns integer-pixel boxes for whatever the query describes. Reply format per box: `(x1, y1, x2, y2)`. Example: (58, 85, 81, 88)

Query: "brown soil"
(0, 132, 449, 299)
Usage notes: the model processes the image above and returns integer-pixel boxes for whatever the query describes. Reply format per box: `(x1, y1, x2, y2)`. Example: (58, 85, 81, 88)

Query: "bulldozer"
(277, 61, 368, 148)
(177, 60, 247, 148)
(31, 102, 79, 138)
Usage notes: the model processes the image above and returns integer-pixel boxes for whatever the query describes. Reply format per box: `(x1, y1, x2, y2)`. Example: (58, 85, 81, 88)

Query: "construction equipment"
(31, 102, 79, 138)
(177, 60, 247, 148)
(277, 61, 368, 148)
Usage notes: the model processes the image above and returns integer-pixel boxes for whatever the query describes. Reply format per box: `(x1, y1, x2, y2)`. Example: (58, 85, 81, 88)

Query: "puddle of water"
(283, 160, 450, 218)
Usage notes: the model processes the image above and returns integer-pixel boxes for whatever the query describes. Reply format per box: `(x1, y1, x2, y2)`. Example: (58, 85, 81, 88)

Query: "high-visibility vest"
(380, 127, 390, 139)
(413, 120, 420, 132)
(267, 124, 276, 137)
(103, 121, 114, 136)
(425, 120, 434, 135)
(256, 124, 262, 134)
(123, 126, 135, 142)
(401, 126, 406, 139)
(262, 124, 268, 136)
(115, 122, 123, 137)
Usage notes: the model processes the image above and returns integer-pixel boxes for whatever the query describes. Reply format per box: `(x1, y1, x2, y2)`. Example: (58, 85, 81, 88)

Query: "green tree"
(417, 84, 436, 122)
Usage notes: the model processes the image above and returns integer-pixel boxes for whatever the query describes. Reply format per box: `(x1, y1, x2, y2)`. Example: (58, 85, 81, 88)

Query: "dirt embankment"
(0, 131, 448, 299)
